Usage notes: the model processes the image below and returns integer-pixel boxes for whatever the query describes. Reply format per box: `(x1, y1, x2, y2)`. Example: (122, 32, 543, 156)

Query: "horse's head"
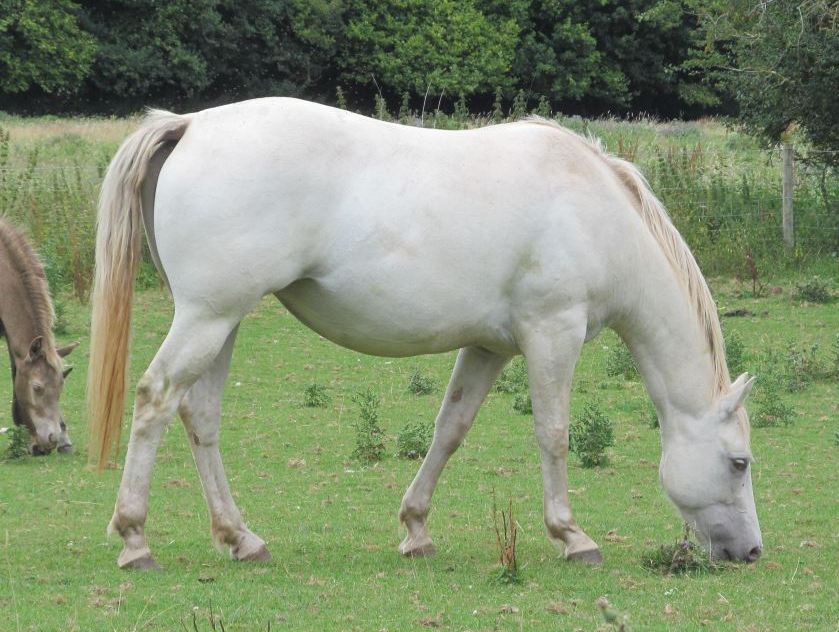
(12, 337, 78, 455)
(658, 373, 763, 562)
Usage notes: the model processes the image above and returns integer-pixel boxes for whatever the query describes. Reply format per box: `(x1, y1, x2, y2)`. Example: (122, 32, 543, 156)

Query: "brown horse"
(0, 218, 77, 454)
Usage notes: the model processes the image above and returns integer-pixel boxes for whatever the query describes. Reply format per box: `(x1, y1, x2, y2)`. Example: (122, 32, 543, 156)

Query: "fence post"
(781, 143, 794, 249)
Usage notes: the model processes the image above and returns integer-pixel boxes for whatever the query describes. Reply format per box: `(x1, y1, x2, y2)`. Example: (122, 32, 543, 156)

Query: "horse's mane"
(524, 118, 734, 408)
(0, 218, 58, 360)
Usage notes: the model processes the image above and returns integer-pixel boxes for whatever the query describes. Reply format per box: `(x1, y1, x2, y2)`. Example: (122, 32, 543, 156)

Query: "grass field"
(1, 278, 837, 631)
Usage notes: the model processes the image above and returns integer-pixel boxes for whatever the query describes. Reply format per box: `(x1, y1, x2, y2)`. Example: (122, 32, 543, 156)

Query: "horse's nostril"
(747, 546, 762, 562)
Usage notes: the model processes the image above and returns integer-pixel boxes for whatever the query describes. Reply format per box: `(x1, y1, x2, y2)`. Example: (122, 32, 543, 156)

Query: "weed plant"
(406, 368, 435, 395)
(512, 392, 532, 415)
(302, 383, 330, 408)
(795, 276, 834, 303)
(3, 425, 29, 460)
(351, 388, 386, 463)
(495, 357, 527, 394)
(396, 421, 433, 459)
(605, 343, 638, 380)
(492, 494, 520, 585)
(570, 403, 615, 467)
(723, 328, 746, 376)
(641, 524, 722, 575)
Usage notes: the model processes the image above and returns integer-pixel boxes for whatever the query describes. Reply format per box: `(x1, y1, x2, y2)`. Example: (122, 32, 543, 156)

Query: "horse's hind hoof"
(238, 545, 272, 562)
(118, 546, 161, 571)
(122, 555, 162, 571)
(566, 547, 603, 565)
(399, 536, 436, 558)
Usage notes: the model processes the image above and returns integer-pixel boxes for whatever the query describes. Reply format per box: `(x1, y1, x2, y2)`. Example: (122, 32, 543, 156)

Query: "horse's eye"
(732, 458, 749, 472)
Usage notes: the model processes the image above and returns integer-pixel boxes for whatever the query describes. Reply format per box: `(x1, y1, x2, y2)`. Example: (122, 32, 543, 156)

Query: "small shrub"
(3, 425, 29, 460)
(407, 368, 435, 395)
(512, 392, 532, 415)
(303, 383, 331, 408)
(795, 276, 833, 303)
(753, 383, 794, 427)
(785, 343, 821, 392)
(723, 328, 746, 377)
(605, 343, 638, 380)
(495, 357, 528, 394)
(352, 389, 386, 463)
(570, 403, 614, 468)
(641, 524, 722, 575)
(397, 421, 433, 459)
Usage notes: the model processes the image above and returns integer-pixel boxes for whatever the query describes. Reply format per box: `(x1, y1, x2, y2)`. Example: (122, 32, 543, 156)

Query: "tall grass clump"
(605, 342, 638, 380)
(492, 494, 520, 585)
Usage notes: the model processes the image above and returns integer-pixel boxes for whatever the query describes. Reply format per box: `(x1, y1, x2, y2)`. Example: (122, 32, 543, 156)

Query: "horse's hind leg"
(177, 327, 270, 562)
(108, 309, 240, 570)
(399, 346, 508, 557)
(519, 315, 602, 564)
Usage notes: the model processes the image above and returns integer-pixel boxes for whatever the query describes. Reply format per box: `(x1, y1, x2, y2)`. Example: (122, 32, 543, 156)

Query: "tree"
(700, 0, 839, 164)
(0, 0, 95, 95)
(483, 0, 724, 116)
(339, 0, 519, 101)
(210, 0, 344, 100)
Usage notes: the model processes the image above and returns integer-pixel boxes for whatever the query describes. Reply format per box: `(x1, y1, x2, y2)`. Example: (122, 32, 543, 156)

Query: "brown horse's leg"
(108, 312, 238, 570)
(399, 346, 508, 556)
(178, 327, 270, 562)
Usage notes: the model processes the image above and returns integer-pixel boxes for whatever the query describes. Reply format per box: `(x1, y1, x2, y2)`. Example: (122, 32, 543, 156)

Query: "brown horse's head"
(12, 337, 77, 455)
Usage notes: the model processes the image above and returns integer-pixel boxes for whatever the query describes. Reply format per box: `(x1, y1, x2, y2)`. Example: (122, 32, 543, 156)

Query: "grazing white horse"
(88, 98, 762, 570)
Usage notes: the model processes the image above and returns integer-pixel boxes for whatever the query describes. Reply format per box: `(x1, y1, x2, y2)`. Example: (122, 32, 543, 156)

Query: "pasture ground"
(1, 280, 837, 631)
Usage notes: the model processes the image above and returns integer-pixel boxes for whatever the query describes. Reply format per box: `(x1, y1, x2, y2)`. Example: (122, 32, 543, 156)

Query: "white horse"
(88, 98, 762, 570)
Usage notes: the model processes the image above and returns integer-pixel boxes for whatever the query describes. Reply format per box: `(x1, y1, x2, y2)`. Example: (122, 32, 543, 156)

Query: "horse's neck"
(614, 270, 717, 434)
(0, 262, 42, 361)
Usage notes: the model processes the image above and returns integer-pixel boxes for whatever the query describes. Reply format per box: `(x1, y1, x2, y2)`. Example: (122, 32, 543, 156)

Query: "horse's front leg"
(108, 313, 238, 570)
(177, 327, 270, 562)
(399, 346, 508, 556)
(520, 315, 602, 563)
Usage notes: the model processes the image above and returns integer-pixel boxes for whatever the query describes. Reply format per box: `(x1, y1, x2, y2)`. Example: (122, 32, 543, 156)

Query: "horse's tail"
(87, 110, 190, 470)
(604, 154, 730, 395)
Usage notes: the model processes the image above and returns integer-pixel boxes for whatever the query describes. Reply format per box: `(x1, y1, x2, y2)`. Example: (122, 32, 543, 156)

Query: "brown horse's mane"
(0, 218, 57, 357)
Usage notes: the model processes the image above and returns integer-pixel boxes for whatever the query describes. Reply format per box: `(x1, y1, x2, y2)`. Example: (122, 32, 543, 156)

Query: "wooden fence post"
(781, 143, 794, 249)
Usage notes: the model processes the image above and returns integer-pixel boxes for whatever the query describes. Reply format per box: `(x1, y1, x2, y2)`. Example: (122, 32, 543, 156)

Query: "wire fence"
(0, 143, 836, 298)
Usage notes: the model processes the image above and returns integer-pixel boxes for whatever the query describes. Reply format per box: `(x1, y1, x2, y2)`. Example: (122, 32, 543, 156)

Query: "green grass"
(1, 280, 836, 631)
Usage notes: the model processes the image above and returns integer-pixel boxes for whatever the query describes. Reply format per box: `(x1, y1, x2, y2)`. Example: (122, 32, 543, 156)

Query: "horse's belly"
(276, 277, 516, 357)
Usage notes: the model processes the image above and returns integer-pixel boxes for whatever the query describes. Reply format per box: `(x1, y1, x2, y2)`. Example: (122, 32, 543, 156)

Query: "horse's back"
(152, 98, 651, 353)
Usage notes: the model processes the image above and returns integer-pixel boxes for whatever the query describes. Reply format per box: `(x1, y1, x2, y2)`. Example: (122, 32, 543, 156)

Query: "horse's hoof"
(237, 544, 272, 562)
(121, 555, 162, 571)
(399, 537, 436, 558)
(566, 547, 603, 565)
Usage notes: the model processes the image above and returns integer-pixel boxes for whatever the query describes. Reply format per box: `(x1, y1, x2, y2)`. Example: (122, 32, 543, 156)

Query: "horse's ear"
(719, 373, 756, 420)
(26, 336, 44, 362)
(57, 341, 79, 358)
(63, 367, 74, 379)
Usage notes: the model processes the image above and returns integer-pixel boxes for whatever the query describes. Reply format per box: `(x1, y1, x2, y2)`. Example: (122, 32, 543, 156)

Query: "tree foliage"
(0, 0, 837, 142)
(340, 0, 518, 100)
(0, 0, 95, 95)
(700, 0, 839, 164)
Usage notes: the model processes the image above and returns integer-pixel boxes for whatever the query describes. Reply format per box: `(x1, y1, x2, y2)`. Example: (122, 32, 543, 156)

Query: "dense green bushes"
(0, 0, 732, 118)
